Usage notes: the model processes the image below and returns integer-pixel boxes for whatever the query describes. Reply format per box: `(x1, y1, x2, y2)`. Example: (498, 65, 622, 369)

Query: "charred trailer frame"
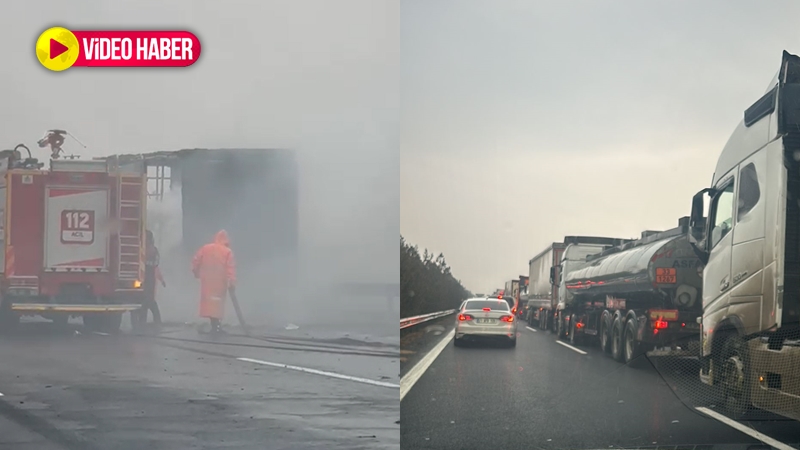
(102, 148, 300, 290)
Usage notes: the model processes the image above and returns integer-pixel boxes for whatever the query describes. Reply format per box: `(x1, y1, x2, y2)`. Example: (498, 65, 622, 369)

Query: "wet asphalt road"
(0, 320, 400, 450)
(400, 320, 800, 450)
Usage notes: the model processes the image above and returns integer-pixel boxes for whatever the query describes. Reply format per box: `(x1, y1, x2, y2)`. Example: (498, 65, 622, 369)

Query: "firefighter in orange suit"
(191, 230, 236, 334)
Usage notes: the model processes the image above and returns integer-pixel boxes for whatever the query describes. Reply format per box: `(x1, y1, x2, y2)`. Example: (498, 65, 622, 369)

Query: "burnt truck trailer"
(100, 148, 299, 289)
(559, 217, 703, 364)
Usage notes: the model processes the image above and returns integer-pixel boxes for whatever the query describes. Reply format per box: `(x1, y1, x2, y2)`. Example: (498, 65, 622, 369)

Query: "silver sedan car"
(454, 298, 517, 347)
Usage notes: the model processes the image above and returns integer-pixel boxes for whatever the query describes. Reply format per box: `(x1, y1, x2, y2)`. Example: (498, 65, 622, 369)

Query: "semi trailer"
(527, 236, 628, 333)
(689, 50, 800, 420)
(559, 218, 704, 364)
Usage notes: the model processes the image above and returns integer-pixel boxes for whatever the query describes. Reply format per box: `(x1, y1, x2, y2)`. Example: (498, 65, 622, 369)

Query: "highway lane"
(400, 321, 800, 450)
(0, 321, 399, 450)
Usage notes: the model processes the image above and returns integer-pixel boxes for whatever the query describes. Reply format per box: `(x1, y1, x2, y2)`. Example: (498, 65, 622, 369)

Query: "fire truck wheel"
(103, 313, 123, 334)
(0, 300, 20, 332)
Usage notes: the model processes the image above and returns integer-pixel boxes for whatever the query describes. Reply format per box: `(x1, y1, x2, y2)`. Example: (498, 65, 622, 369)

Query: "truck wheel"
(102, 313, 123, 334)
(611, 316, 624, 362)
(719, 335, 752, 418)
(557, 314, 566, 339)
(623, 319, 646, 366)
(599, 316, 611, 354)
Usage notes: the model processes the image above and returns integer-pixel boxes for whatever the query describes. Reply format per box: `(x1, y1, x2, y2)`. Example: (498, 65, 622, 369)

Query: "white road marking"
(92, 332, 109, 336)
(0, 392, 4, 397)
(695, 407, 795, 450)
(525, 326, 537, 332)
(236, 357, 399, 389)
(400, 329, 454, 401)
(556, 340, 587, 355)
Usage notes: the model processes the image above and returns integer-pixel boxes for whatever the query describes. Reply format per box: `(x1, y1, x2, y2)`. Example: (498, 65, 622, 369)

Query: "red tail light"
(654, 319, 668, 329)
(483, 307, 491, 312)
(458, 314, 474, 321)
(500, 315, 514, 322)
(512, 307, 517, 314)
(576, 322, 584, 329)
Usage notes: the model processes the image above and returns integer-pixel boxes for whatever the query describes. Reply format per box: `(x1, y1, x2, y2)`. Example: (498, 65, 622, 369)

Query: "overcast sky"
(400, 0, 800, 293)
(0, 0, 399, 285)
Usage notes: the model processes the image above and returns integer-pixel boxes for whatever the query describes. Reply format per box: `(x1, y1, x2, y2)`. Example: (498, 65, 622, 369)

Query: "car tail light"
(500, 315, 514, 323)
(483, 307, 491, 312)
(512, 307, 517, 314)
(654, 319, 668, 329)
(458, 314, 474, 321)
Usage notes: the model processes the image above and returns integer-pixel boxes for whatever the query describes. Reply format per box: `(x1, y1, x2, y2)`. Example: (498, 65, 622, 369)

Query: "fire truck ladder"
(118, 174, 145, 282)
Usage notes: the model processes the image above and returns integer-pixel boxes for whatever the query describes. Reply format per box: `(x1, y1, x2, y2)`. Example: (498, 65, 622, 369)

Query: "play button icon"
(36, 26, 80, 71)
(49, 39, 69, 59)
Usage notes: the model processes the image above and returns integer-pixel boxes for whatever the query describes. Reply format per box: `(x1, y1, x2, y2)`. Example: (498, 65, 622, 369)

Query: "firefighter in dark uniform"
(141, 229, 166, 326)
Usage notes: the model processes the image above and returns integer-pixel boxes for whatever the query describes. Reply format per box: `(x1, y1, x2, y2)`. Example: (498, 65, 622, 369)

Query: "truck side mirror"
(689, 188, 714, 265)
(689, 188, 714, 243)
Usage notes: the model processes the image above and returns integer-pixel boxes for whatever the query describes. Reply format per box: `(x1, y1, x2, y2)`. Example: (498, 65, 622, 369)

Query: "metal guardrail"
(400, 309, 457, 330)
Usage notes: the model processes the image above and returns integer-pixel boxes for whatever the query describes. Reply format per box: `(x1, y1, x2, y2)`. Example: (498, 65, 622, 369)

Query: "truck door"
(704, 173, 736, 317)
(730, 151, 767, 333)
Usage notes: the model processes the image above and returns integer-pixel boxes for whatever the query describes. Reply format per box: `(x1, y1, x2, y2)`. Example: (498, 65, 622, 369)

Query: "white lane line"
(696, 407, 795, 450)
(556, 340, 587, 355)
(400, 329, 454, 402)
(525, 326, 537, 332)
(0, 392, 4, 397)
(92, 332, 109, 336)
(236, 357, 399, 389)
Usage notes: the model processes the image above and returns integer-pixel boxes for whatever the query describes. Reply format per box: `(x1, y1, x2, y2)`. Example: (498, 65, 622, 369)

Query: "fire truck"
(0, 144, 146, 332)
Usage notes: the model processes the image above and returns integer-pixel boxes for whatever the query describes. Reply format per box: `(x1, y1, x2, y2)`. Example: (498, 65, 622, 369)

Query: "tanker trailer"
(559, 217, 703, 365)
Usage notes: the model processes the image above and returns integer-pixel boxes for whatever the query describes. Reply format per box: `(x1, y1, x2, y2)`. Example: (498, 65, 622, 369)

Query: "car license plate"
(476, 318, 495, 324)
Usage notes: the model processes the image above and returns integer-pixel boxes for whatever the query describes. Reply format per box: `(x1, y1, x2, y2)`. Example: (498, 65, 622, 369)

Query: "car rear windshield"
(464, 300, 510, 311)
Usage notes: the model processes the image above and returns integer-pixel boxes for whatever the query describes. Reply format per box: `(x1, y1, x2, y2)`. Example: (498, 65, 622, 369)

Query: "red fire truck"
(0, 144, 146, 332)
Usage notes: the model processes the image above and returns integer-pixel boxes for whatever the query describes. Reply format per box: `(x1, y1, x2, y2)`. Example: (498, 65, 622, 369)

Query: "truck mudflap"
(10, 303, 142, 313)
(646, 340, 701, 358)
(748, 336, 800, 422)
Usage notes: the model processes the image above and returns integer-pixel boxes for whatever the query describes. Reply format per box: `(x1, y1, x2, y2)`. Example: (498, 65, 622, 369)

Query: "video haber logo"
(36, 27, 201, 72)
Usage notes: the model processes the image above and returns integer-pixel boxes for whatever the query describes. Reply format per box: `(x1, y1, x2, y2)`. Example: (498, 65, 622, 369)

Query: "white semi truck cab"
(690, 50, 800, 421)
